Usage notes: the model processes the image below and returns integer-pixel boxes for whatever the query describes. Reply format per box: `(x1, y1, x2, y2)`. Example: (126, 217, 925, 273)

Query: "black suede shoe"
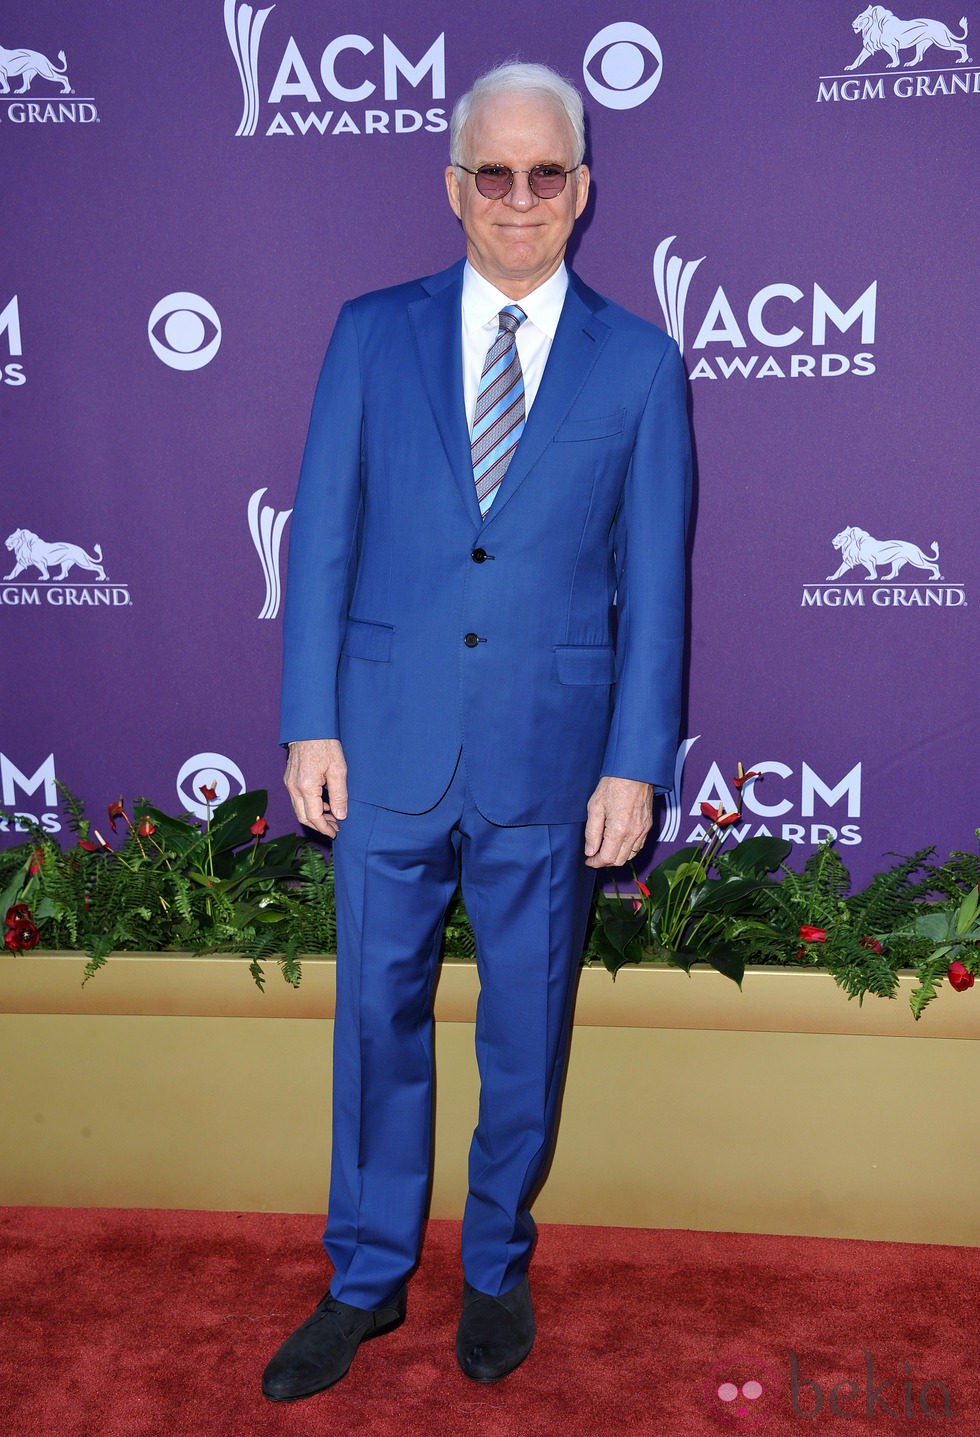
(455, 1275, 535, 1382)
(262, 1287, 406, 1401)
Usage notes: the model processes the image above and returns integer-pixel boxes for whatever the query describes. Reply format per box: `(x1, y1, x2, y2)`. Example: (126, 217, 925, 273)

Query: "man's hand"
(284, 738, 348, 838)
(584, 776, 655, 869)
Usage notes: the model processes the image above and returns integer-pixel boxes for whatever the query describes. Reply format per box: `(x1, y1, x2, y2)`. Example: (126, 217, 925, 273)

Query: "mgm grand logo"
(0, 43, 99, 124)
(801, 526, 967, 606)
(817, 7, 978, 102)
(2, 527, 131, 606)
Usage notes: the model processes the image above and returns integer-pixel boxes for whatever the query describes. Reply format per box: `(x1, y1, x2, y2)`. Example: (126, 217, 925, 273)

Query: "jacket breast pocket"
(342, 617, 393, 662)
(554, 410, 626, 443)
(554, 645, 616, 685)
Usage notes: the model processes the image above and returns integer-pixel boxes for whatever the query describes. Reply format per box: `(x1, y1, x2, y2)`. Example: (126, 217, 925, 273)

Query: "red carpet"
(1, 1208, 977, 1435)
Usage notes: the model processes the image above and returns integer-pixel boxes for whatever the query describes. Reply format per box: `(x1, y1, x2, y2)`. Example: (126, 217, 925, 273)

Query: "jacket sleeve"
(600, 336, 692, 790)
(279, 302, 364, 745)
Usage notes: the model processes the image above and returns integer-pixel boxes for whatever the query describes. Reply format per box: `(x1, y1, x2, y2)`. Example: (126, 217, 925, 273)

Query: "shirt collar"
(461, 261, 569, 339)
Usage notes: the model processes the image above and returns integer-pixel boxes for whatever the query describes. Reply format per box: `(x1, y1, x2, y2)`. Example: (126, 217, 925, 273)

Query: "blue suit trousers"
(326, 754, 597, 1307)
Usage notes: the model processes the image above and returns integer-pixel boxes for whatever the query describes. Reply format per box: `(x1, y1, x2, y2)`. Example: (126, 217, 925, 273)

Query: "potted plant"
(589, 765, 980, 1019)
(1, 779, 976, 1238)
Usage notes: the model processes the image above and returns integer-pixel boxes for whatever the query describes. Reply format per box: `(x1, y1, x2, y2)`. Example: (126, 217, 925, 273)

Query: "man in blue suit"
(263, 61, 691, 1401)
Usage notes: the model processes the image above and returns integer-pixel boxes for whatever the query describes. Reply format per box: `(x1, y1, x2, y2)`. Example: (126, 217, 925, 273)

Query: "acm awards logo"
(1, 526, 131, 608)
(817, 6, 977, 102)
(248, 488, 291, 620)
(659, 736, 864, 850)
(0, 40, 99, 124)
(224, 0, 447, 138)
(654, 237, 877, 381)
(801, 525, 967, 607)
(0, 752, 62, 833)
(1, 295, 25, 386)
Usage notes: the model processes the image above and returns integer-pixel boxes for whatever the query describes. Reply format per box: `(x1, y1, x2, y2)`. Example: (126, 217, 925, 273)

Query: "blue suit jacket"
(280, 260, 691, 825)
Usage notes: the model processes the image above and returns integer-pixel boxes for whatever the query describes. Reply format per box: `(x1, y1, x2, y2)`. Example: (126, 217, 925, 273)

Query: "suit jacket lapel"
(407, 265, 612, 529)
(408, 263, 483, 526)
(480, 276, 611, 525)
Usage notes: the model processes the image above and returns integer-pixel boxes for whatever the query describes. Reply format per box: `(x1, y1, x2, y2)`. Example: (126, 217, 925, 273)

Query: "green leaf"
(0, 861, 31, 915)
(206, 790, 270, 851)
(663, 859, 709, 892)
(590, 913, 648, 974)
(692, 875, 772, 915)
(955, 885, 979, 934)
(595, 906, 647, 956)
(702, 943, 745, 986)
(913, 911, 953, 942)
(668, 948, 696, 973)
(716, 836, 793, 877)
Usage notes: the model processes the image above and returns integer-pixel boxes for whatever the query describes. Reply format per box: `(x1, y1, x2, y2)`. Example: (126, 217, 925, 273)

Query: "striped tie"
(471, 305, 526, 516)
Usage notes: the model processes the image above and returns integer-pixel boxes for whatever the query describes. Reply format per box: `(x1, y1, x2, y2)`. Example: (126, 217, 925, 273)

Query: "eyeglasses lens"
(528, 167, 567, 198)
(474, 166, 568, 200)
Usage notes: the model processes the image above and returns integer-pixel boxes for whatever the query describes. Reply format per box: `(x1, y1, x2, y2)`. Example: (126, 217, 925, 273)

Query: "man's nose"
(503, 172, 538, 209)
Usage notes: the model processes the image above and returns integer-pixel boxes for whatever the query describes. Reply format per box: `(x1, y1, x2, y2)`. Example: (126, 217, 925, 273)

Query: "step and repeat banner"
(2, 1, 977, 882)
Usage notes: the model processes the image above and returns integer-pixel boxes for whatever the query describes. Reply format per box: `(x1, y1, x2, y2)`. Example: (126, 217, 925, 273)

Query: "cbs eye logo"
(148, 292, 222, 370)
(176, 752, 246, 821)
(583, 23, 663, 110)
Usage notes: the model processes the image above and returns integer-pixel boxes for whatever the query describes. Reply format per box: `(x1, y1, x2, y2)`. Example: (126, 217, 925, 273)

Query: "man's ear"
(445, 165, 462, 220)
(574, 164, 590, 220)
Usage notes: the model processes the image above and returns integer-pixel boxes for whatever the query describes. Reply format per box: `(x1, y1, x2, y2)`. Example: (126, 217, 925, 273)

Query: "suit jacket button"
(471, 548, 488, 563)
(463, 632, 480, 647)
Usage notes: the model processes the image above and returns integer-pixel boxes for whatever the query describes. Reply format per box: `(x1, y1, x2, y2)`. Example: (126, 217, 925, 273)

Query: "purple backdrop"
(2, 1, 977, 882)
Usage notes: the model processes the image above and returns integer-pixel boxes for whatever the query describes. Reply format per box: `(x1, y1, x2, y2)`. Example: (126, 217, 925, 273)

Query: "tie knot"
(498, 305, 526, 335)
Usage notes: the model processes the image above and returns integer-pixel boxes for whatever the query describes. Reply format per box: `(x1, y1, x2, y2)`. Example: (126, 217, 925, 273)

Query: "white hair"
(449, 62, 586, 168)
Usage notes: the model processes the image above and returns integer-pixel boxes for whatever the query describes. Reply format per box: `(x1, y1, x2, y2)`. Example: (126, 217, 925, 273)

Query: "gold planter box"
(1, 954, 977, 1244)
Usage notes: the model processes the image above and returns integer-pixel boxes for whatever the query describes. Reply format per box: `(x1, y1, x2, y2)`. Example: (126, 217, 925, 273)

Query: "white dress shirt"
(460, 261, 569, 434)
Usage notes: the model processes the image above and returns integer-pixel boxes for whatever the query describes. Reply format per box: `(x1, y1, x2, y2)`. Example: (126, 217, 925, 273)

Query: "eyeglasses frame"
(455, 163, 579, 200)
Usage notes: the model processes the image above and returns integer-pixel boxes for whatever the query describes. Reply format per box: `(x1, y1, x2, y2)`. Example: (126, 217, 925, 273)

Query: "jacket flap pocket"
(554, 410, 626, 442)
(342, 618, 393, 662)
(555, 644, 616, 685)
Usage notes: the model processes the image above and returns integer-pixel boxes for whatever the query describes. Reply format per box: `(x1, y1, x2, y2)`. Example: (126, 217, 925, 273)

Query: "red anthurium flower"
(137, 817, 156, 837)
(732, 764, 760, 790)
(699, 802, 740, 826)
(78, 839, 100, 852)
(199, 782, 218, 802)
(107, 796, 126, 832)
(5, 902, 33, 928)
(4, 919, 39, 951)
(635, 878, 650, 898)
(28, 848, 44, 876)
(799, 925, 827, 944)
(860, 936, 883, 953)
(947, 960, 975, 992)
(250, 816, 269, 837)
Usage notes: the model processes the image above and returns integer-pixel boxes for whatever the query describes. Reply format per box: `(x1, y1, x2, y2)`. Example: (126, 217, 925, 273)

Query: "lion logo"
(0, 45, 71, 95)
(826, 527, 942, 581)
(845, 7, 971, 70)
(4, 529, 107, 582)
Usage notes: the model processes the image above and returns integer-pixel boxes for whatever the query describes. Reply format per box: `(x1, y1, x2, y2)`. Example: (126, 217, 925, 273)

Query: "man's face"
(444, 90, 590, 299)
